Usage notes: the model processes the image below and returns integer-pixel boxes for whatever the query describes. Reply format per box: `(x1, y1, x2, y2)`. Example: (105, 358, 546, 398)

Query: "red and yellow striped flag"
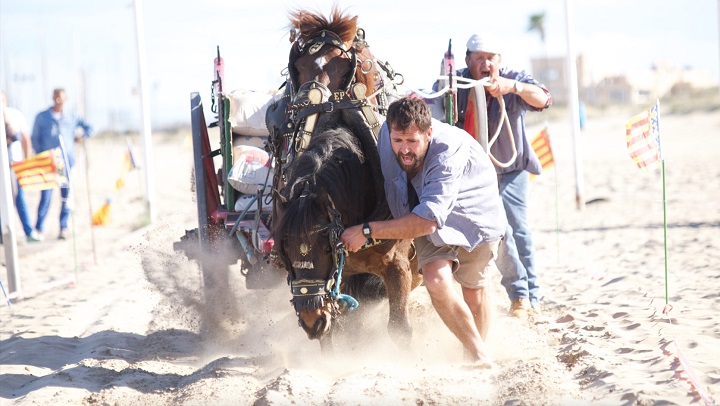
(91, 199, 112, 226)
(531, 128, 554, 171)
(11, 150, 58, 191)
(626, 102, 660, 173)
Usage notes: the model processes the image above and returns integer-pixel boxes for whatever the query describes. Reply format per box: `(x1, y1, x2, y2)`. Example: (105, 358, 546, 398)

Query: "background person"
(341, 97, 507, 367)
(2, 90, 41, 243)
(31, 88, 92, 240)
(452, 34, 553, 319)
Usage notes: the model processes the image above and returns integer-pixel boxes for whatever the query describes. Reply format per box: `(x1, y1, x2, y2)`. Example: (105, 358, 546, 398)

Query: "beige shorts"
(415, 237, 500, 289)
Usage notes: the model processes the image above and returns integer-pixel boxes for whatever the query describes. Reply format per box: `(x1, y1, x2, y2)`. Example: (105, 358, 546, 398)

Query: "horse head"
(273, 128, 372, 342)
(288, 6, 377, 99)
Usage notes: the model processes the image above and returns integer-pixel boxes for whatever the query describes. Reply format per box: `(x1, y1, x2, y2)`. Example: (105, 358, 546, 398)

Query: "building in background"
(532, 55, 719, 107)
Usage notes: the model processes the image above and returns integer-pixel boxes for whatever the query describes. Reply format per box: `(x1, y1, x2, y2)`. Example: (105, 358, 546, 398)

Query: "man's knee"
(462, 286, 486, 308)
(421, 259, 454, 292)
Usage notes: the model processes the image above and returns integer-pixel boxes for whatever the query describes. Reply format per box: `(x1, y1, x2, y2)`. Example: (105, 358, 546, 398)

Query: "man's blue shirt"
(31, 108, 91, 168)
(379, 119, 507, 250)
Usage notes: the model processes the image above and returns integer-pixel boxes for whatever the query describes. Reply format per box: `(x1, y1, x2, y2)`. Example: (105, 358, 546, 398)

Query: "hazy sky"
(1, 0, 718, 132)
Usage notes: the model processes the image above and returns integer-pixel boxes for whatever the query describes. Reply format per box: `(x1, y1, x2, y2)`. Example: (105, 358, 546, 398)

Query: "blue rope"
(329, 252, 359, 310)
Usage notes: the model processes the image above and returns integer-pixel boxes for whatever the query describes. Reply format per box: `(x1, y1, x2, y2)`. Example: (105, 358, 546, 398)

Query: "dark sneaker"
(58, 229, 69, 240)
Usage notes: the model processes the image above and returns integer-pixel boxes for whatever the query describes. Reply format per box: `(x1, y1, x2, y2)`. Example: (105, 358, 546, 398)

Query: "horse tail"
(342, 273, 387, 301)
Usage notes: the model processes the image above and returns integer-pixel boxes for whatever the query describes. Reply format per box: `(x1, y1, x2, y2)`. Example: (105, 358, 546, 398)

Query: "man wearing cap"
(453, 34, 552, 320)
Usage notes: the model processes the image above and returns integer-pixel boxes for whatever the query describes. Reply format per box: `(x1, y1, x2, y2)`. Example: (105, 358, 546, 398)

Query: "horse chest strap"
(359, 238, 388, 251)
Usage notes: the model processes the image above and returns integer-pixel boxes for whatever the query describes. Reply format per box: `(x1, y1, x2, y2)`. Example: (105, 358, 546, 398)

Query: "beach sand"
(1, 110, 718, 405)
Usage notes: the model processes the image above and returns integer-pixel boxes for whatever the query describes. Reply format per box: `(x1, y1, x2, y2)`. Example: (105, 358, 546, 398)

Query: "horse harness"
(286, 186, 386, 316)
(266, 27, 396, 315)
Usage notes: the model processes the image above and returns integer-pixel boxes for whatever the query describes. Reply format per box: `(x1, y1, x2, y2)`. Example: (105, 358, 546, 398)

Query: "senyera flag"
(11, 150, 58, 191)
(626, 102, 661, 173)
(531, 128, 554, 172)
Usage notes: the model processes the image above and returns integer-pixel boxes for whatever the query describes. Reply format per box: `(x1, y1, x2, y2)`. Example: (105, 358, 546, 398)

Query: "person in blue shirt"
(2, 91, 42, 243)
(31, 88, 92, 240)
(453, 34, 553, 320)
(341, 97, 506, 367)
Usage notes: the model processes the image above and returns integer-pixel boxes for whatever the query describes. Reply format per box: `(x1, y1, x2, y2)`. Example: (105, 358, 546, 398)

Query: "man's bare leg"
(463, 286, 490, 341)
(422, 259, 491, 362)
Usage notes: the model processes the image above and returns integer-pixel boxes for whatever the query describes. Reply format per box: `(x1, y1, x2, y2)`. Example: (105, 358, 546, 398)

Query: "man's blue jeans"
(495, 170, 539, 306)
(15, 181, 34, 236)
(36, 186, 71, 232)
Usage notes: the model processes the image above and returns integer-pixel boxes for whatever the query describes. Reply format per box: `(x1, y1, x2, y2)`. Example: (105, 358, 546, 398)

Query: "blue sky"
(1, 0, 718, 132)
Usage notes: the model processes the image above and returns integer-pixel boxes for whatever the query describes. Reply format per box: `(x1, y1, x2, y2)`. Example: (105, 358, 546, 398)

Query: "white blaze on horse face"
(314, 55, 327, 71)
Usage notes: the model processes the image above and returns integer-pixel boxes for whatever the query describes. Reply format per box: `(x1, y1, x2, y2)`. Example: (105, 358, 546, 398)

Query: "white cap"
(466, 34, 501, 55)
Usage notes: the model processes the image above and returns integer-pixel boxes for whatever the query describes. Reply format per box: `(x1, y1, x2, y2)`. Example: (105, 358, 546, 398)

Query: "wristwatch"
(362, 222, 372, 239)
(513, 80, 524, 94)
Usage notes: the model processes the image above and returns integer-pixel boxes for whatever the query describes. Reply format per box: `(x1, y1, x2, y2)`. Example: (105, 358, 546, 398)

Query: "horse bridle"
(287, 192, 356, 316)
(289, 29, 358, 95)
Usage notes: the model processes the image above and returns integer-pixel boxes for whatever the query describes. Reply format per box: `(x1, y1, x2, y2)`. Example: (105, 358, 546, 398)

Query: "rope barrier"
(661, 304, 714, 406)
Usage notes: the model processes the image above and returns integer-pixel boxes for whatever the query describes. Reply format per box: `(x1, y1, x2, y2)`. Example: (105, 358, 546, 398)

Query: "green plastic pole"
(662, 158, 669, 305)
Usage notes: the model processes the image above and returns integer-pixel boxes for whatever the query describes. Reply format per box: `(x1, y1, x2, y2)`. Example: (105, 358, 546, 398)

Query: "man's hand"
(487, 77, 515, 98)
(340, 224, 367, 253)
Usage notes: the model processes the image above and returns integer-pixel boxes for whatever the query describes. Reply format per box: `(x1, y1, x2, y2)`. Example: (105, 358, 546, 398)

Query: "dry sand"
(1, 110, 718, 405)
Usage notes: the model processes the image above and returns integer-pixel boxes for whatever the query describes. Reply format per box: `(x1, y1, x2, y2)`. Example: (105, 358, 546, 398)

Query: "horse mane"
(274, 127, 369, 250)
(288, 6, 358, 45)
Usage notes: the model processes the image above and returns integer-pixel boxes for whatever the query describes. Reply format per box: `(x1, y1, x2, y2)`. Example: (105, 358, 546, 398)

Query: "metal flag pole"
(133, 0, 157, 224)
(0, 108, 21, 294)
(564, 0, 585, 210)
(58, 137, 80, 283)
(82, 142, 98, 265)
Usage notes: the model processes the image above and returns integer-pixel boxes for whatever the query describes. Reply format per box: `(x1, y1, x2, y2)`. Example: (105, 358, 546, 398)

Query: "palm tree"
(528, 12, 546, 43)
(527, 12, 548, 84)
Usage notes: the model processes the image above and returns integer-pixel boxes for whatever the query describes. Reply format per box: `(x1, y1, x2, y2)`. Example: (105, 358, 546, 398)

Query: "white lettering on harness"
(292, 261, 314, 269)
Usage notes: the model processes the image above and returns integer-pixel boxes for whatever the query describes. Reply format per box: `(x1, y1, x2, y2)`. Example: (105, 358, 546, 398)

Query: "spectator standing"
(451, 35, 553, 319)
(31, 88, 92, 240)
(2, 90, 42, 242)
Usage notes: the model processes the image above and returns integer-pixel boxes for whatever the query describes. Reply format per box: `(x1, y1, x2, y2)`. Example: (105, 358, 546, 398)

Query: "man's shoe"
(509, 298, 531, 319)
(529, 303, 543, 317)
(27, 230, 44, 243)
(58, 229, 69, 240)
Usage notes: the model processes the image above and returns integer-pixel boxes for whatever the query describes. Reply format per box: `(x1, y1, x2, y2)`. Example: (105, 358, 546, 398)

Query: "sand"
(1, 110, 718, 405)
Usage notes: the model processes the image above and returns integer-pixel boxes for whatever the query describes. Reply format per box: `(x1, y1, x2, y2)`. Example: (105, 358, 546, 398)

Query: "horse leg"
(319, 329, 334, 354)
(382, 263, 414, 347)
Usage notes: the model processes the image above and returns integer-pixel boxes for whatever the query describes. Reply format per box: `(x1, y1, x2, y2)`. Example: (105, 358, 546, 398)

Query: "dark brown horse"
(270, 7, 421, 351)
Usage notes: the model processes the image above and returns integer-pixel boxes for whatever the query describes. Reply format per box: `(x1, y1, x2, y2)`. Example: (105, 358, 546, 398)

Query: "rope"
(329, 252, 359, 310)
(400, 76, 517, 168)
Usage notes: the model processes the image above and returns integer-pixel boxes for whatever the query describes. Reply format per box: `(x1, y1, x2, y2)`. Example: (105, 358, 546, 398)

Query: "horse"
(268, 6, 422, 351)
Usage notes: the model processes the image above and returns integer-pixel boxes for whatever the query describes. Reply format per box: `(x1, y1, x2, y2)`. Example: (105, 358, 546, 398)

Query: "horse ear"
(288, 42, 301, 93)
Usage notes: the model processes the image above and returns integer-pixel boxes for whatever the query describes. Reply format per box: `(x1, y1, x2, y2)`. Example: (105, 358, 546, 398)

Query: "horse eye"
(325, 246, 332, 253)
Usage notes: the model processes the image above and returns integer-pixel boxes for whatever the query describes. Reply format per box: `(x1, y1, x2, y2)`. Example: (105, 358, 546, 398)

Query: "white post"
(133, 0, 157, 223)
(564, 0, 585, 210)
(0, 108, 21, 293)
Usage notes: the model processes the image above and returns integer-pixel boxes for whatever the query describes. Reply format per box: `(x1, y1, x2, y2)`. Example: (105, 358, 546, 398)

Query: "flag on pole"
(11, 150, 58, 191)
(626, 101, 661, 172)
(530, 128, 554, 175)
(93, 140, 138, 226)
(115, 140, 138, 190)
(91, 198, 112, 226)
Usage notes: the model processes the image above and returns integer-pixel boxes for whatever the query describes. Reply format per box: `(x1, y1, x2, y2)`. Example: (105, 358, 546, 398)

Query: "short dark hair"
(386, 97, 432, 133)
